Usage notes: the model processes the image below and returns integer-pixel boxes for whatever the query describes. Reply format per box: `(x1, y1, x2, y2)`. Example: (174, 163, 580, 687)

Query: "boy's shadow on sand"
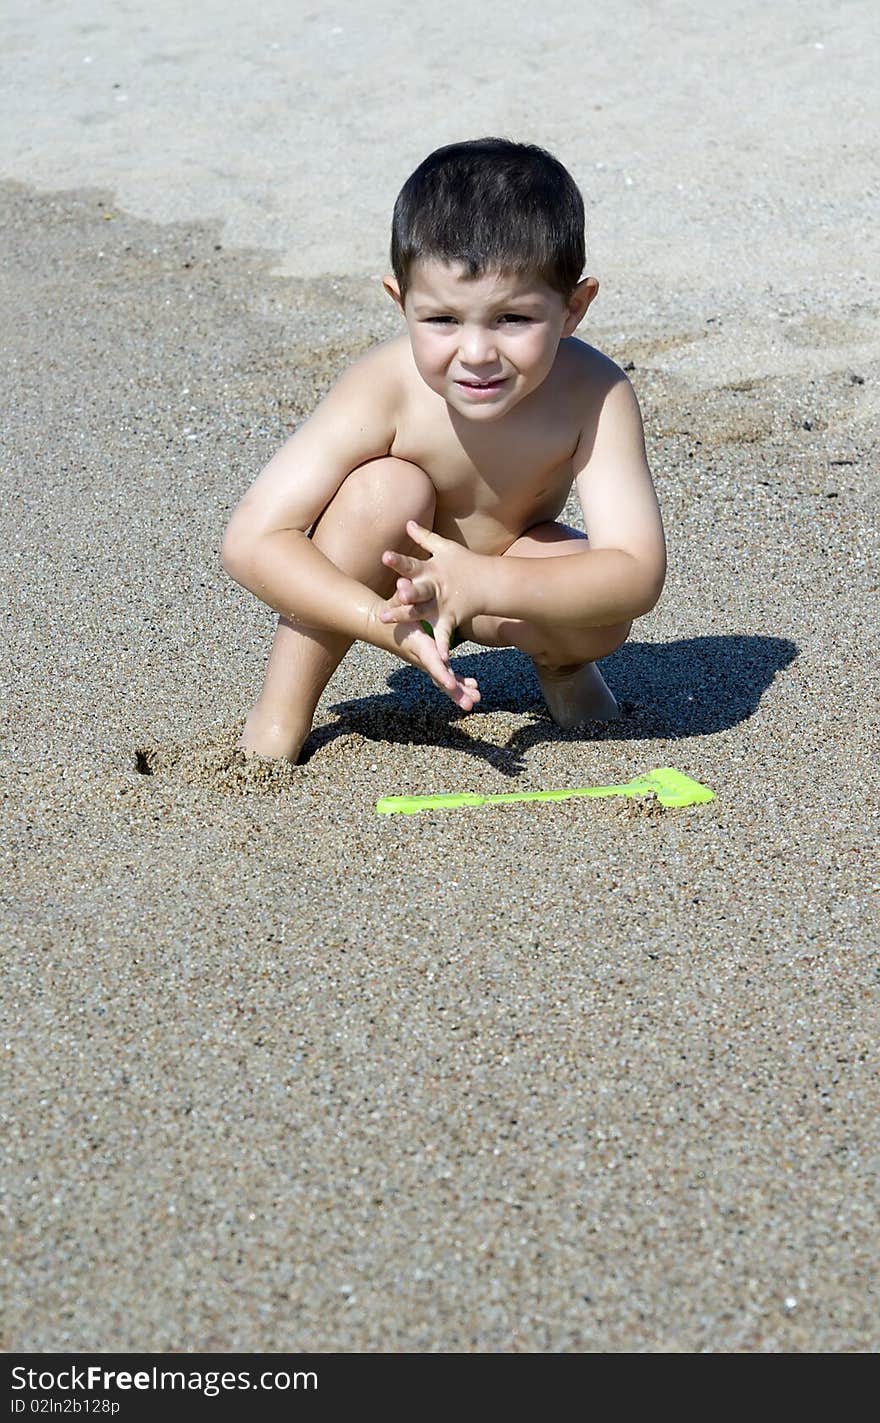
(304, 635, 797, 777)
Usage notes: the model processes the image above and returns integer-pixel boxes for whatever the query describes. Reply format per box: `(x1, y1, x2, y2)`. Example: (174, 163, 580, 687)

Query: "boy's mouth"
(455, 377, 508, 395)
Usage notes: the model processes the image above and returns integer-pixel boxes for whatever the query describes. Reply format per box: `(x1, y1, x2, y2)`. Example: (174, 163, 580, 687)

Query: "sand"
(2, 0, 879, 1353)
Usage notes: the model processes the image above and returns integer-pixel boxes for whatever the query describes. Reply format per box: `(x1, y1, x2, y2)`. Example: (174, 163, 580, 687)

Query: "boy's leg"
(460, 523, 631, 729)
(240, 458, 436, 761)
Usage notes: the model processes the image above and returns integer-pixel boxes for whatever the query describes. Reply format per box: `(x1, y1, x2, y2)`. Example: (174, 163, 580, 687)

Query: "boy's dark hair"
(390, 138, 585, 302)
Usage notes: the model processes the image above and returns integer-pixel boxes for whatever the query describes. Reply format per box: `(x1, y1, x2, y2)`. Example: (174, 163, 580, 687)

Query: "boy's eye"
(423, 314, 530, 326)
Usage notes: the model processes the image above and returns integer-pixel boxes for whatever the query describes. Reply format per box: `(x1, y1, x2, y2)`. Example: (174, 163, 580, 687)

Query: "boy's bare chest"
(390, 400, 578, 554)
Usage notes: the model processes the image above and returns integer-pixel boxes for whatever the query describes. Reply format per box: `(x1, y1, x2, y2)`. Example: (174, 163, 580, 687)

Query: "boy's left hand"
(379, 521, 484, 662)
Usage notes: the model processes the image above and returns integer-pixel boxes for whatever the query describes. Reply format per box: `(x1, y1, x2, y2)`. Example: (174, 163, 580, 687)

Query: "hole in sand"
(130, 725, 303, 793)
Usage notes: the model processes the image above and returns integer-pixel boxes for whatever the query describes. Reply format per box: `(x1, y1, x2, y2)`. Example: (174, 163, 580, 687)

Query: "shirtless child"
(222, 138, 666, 762)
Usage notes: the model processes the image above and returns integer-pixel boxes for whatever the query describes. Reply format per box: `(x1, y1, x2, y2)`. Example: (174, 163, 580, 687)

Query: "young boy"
(222, 138, 666, 762)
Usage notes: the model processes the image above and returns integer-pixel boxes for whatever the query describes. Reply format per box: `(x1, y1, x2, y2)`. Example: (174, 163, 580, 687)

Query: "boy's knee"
(587, 618, 632, 661)
(535, 618, 632, 669)
(343, 457, 435, 527)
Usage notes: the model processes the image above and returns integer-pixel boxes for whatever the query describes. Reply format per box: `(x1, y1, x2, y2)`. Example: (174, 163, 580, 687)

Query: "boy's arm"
(222, 347, 480, 708)
(222, 348, 400, 644)
(484, 370, 666, 626)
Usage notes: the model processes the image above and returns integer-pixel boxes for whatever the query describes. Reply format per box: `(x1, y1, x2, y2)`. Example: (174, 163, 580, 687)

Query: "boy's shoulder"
(339, 333, 412, 390)
(555, 336, 628, 398)
(321, 335, 418, 427)
(548, 339, 638, 449)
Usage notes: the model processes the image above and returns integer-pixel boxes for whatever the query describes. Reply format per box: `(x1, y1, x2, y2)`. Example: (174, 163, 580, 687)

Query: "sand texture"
(2, 0, 879, 1353)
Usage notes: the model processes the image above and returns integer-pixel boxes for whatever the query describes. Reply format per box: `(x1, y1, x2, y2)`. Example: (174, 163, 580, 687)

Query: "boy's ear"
(383, 275, 405, 313)
(561, 276, 599, 336)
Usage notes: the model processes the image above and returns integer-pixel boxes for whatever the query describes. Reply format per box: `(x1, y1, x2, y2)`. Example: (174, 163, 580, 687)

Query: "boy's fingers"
(382, 549, 420, 576)
(379, 603, 420, 624)
(452, 679, 480, 709)
(436, 663, 480, 709)
(423, 643, 455, 687)
(404, 625, 477, 707)
(396, 576, 432, 606)
(400, 577, 436, 606)
(405, 520, 442, 555)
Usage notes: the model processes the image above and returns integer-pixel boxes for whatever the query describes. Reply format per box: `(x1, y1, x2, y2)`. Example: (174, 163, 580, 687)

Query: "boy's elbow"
(644, 563, 667, 613)
(630, 550, 666, 617)
(221, 518, 256, 584)
(637, 580, 664, 617)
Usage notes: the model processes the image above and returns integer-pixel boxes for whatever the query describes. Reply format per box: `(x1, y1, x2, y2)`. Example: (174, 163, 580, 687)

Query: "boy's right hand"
(369, 612, 480, 712)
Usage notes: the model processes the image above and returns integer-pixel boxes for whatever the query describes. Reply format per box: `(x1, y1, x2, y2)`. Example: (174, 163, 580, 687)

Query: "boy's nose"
(459, 327, 498, 364)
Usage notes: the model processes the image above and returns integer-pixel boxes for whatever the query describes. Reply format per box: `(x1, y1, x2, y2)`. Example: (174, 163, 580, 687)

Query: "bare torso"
(385, 333, 604, 555)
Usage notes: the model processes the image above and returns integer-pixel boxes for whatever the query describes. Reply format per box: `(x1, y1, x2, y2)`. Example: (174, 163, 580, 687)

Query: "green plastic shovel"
(376, 766, 715, 816)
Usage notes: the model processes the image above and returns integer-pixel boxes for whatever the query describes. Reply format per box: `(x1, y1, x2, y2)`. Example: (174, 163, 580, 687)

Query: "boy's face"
(384, 260, 598, 422)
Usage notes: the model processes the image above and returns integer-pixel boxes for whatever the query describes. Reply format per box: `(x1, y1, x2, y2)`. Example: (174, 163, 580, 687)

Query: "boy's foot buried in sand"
(537, 660, 620, 730)
(238, 707, 309, 763)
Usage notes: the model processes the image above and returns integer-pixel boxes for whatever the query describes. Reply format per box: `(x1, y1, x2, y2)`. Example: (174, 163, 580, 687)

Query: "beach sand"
(2, 1, 879, 1353)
